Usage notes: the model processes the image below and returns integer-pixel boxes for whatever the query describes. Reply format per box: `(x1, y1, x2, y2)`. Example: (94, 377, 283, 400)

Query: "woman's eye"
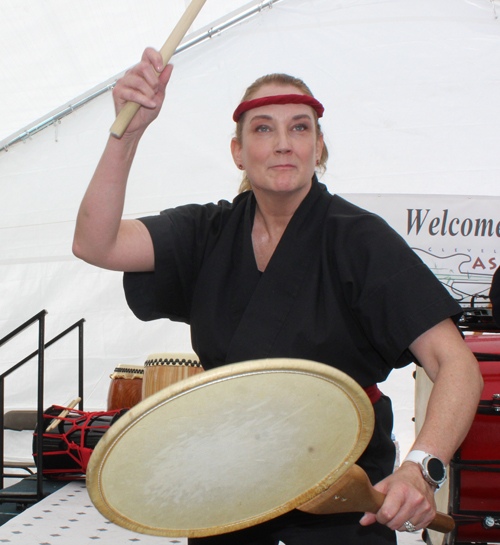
(256, 125, 270, 132)
(293, 124, 308, 132)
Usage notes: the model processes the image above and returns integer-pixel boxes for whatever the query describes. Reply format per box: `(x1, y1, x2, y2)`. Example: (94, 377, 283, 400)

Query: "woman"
(73, 48, 483, 544)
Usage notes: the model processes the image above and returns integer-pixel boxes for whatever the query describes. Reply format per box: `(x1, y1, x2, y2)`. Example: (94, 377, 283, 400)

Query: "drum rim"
(144, 352, 201, 367)
(87, 358, 374, 537)
(113, 363, 145, 369)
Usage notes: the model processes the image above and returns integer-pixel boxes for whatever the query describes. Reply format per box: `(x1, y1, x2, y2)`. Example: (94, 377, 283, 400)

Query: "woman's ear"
(316, 133, 324, 165)
(231, 137, 243, 169)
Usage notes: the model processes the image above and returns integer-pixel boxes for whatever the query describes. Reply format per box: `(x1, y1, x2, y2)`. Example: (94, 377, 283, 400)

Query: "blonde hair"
(235, 74, 329, 193)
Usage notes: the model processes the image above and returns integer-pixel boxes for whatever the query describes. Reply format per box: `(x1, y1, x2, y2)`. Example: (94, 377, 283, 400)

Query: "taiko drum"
(142, 353, 204, 399)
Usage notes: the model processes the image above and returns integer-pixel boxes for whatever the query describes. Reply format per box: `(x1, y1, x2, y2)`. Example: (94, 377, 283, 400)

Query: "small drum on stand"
(142, 352, 203, 399)
(107, 363, 144, 411)
(415, 344, 500, 545)
(33, 405, 128, 479)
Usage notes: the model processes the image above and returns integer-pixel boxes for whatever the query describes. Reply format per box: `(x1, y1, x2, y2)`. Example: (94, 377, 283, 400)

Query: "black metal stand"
(0, 311, 85, 504)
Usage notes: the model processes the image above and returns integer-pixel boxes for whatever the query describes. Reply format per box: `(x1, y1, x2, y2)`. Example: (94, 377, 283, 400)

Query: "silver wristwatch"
(404, 450, 446, 489)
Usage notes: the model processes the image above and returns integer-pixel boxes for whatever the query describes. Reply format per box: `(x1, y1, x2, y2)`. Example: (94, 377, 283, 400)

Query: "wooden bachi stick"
(110, 0, 208, 137)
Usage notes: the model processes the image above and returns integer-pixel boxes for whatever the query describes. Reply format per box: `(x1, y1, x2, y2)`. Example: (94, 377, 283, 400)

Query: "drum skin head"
(87, 358, 374, 537)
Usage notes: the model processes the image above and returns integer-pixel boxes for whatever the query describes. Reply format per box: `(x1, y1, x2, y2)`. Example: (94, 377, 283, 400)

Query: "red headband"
(233, 94, 324, 122)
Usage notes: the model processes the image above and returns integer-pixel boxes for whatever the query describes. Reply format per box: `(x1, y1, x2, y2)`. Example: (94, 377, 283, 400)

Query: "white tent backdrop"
(0, 0, 257, 143)
(1, 0, 500, 466)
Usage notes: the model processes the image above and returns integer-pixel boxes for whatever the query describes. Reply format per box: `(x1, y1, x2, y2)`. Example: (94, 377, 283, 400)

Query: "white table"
(0, 479, 424, 544)
(0, 481, 186, 545)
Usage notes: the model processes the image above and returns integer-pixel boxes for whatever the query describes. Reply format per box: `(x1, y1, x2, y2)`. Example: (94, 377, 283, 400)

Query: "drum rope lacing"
(145, 357, 202, 367)
(109, 366, 145, 379)
(110, 367, 144, 374)
(34, 406, 126, 478)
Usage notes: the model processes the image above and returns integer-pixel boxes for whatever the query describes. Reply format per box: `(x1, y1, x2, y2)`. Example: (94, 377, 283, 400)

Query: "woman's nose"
(274, 129, 292, 154)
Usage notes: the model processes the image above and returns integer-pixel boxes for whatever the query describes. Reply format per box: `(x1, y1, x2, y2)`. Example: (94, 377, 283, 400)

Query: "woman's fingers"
(111, 48, 174, 136)
(141, 46, 164, 73)
(360, 464, 437, 532)
(379, 486, 434, 531)
(114, 72, 157, 109)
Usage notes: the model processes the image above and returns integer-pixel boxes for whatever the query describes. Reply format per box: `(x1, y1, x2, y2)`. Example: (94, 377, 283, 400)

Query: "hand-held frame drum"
(87, 358, 454, 537)
(110, 0, 208, 137)
(87, 358, 374, 536)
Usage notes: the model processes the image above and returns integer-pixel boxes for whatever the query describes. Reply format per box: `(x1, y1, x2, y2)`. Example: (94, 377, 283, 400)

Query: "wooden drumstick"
(299, 464, 455, 534)
(110, 0, 208, 138)
(45, 397, 81, 432)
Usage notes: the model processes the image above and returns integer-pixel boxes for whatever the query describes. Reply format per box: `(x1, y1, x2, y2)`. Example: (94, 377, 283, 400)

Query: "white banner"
(340, 194, 500, 305)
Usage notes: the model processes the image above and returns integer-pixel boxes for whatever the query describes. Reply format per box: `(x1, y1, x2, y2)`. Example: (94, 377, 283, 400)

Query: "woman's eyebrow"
(249, 114, 273, 122)
(249, 113, 313, 122)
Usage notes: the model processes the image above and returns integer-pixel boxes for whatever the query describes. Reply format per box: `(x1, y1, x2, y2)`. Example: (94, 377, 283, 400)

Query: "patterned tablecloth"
(0, 480, 425, 545)
(0, 481, 186, 545)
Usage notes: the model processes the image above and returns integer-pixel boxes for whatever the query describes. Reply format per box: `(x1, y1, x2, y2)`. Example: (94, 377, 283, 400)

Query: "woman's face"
(231, 84, 324, 199)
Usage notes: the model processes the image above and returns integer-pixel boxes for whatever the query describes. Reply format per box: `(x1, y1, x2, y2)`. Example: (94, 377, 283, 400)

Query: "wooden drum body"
(107, 364, 144, 411)
(142, 353, 204, 399)
(416, 335, 500, 545)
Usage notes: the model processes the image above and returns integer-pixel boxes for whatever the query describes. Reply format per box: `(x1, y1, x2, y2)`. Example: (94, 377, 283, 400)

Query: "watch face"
(427, 457, 446, 482)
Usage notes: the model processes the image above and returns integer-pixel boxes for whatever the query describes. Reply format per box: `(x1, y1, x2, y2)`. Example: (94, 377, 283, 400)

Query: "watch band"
(404, 450, 432, 465)
(404, 450, 446, 489)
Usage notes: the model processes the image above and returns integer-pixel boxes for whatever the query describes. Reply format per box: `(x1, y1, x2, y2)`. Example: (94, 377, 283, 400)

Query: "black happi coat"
(124, 179, 460, 387)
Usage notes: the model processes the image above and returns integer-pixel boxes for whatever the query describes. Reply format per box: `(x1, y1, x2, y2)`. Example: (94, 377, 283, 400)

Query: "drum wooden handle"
(430, 512, 456, 534)
(110, 0, 208, 138)
(299, 464, 455, 534)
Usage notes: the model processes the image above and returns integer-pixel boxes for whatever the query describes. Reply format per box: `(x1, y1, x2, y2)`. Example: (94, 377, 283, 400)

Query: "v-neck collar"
(225, 178, 332, 363)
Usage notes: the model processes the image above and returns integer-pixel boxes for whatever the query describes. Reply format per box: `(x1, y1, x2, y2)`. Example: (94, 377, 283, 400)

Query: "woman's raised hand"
(112, 47, 174, 138)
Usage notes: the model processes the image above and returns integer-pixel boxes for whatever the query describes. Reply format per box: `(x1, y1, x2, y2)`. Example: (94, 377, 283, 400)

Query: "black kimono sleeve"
(123, 194, 247, 323)
(328, 197, 462, 369)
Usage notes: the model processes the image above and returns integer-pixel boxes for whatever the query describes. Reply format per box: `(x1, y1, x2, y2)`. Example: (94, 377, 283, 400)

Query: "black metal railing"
(0, 310, 84, 503)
